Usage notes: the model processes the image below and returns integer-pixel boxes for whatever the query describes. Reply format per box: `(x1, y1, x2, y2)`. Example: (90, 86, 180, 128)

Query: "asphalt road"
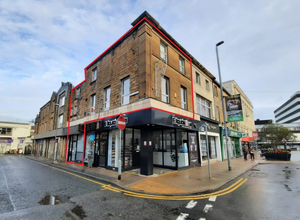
(1, 154, 300, 220)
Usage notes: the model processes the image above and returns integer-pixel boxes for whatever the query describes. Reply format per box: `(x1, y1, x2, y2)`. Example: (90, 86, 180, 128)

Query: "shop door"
(132, 129, 141, 167)
(93, 133, 100, 167)
(99, 132, 108, 167)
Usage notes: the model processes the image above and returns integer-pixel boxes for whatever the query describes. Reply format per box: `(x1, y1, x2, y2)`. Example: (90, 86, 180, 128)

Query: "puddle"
(71, 205, 87, 219)
(39, 195, 69, 205)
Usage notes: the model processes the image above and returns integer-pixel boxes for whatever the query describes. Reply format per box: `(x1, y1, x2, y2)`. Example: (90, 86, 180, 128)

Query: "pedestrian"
(249, 147, 255, 161)
(242, 145, 248, 161)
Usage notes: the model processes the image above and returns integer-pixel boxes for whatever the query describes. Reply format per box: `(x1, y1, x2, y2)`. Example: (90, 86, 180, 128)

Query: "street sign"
(117, 116, 126, 130)
(282, 138, 287, 143)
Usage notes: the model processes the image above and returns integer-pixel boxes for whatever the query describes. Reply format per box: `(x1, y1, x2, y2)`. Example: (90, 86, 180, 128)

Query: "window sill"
(90, 80, 96, 85)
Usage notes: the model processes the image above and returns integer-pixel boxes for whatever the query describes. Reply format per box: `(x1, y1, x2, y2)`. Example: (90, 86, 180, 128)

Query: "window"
(91, 94, 96, 115)
(71, 107, 73, 116)
(160, 42, 167, 62)
(179, 57, 185, 73)
(215, 106, 220, 121)
(0, 128, 12, 135)
(59, 95, 65, 107)
(122, 77, 130, 105)
(77, 88, 81, 96)
(181, 86, 187, 110)
(196, 72, 200, 84)
(45, 122, 47, 132)
(206, 80, 210, 91)
(58, 114, 63, 128)
(104, 87, 111, 110)
(213, 86, 218, 97)
(161, 76, 169, 103)
(196, 94, 211, 118)
(74, 105, 77, 115)
(92, 68, 97, 81)
(200, 136, 217, 160)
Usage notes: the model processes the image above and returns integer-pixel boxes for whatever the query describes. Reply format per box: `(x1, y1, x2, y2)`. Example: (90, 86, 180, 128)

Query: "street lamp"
(216, 41, 231, 171)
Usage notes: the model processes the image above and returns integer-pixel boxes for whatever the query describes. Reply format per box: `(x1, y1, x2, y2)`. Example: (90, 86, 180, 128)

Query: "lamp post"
(216, 41, 231, 171)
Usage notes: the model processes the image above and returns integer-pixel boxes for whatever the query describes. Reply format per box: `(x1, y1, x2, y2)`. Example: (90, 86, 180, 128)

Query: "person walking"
(249, 146, 255, 161)
(242, 145, 248, 161)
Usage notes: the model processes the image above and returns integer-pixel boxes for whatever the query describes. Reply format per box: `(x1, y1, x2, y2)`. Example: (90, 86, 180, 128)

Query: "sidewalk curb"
(24, 156, 258, 197)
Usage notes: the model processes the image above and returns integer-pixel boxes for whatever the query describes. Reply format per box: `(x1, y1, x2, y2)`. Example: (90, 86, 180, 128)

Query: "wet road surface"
(1, 154, 300, 219)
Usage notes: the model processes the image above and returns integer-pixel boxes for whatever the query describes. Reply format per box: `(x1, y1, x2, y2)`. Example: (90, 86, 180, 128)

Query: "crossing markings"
(186, 200, 197, 209)
(208, 196, 217, 202)
(28, 158, 248, 201)
(203, 204, 213, 213)
(176, 213, 189, 220)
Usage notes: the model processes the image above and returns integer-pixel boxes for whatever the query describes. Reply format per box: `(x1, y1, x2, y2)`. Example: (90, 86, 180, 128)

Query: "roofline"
(0, 121, 31, 125)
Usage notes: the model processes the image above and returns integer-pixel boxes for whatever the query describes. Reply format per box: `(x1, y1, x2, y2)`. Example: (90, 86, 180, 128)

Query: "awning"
(242, 137, 255, 142)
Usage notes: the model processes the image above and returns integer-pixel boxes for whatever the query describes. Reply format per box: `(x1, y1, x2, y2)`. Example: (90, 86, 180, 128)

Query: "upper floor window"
(59, 95, 65, 107)
(77, 87, 81, 96)
(205, 80, 210, 91)
(213, 86, 218, 97)
(92, 68, 97, 81)
(122, 77, 130, 105)
(0, 128, 12, 135)
(179, 57, 185, 74)
(160, 42, 167, 62)
(215, 106, 220, 121)
(104, 87, 111, 110)
(196, 95, 211, 118)
(196, 72, 200, 85)
(91, 94, 96, 115)
(58, 114, 63, 128)
(74, 105, 77, 115)
(181, 86, 187, 110)
(161, 76, 169, 103)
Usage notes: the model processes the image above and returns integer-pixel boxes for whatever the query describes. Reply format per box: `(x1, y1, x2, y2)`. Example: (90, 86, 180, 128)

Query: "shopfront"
(67, 108, 202, 175)
(0, 139, 13, 153)
(198, 119, 221, 165)
(220, 127, 242, 160)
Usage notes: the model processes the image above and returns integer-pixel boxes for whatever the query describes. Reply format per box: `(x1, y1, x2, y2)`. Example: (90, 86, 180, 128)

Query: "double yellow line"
(29, 159, 248, 201)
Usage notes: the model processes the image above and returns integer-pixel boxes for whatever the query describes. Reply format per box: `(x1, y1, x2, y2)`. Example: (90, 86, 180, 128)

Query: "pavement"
(24, 151, 297, 196)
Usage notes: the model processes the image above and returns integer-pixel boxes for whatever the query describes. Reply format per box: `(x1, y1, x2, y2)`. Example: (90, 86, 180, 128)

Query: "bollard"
(118, 159, 121, 180)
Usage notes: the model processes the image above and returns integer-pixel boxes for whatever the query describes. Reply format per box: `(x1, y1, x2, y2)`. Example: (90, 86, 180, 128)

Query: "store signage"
(199, 121, 219, 133)
(225, 94, 244, 122)
(188, 133, 198, 165)
(0, 139, 13, 143)
(172, 116, 192, 128)
(117, 116, 126, 130)
(104, 117, 128, 129)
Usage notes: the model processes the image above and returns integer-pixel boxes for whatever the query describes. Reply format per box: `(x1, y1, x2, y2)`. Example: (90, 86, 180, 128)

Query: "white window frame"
(161, 76, 169, 103)
(122, 77, 130, 105)
(92, 68, 97, 81)
(58, 114, 63, 128)
(91, 94, 96, 115)
(160, 42, 167, 63)
(205, 80, 210, 91)
(60, 95, 65, 107)
(179, 57, 185, 73)
(197, 95, 211, 118)
(104, 87, 111, 110)
(181, 86, 187, 110)
(196, 72, 200, 84)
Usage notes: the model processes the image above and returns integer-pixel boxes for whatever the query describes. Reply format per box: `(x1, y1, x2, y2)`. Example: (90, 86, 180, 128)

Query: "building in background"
(32, 82, 73, 161)
(222, 80, 255, 151)
(0, 121, 32, 154)
(274, 91, 300, 123)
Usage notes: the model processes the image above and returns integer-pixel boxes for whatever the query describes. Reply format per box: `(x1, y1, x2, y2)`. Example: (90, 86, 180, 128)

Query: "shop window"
(160, 41, 167, 62)
(179, 56, 185, 74)
(107, 129, 123, 167)
(104, 87, 111, 110)
(181, 86, 187, 110)
(161, 76, 169, 103)
(163, 129, 176, 167)
(84, 132, 95, 164)
(92, 68, 97, 81)
(122, 77, 130, 105)
(200, 135, 217, 160)
(91, 94, 96, 115)
(153, 130, 163, 165)
(177, 130, 189, 168)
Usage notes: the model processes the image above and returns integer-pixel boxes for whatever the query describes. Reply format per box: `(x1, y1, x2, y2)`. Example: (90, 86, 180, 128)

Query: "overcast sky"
(1, 0, 299, 124)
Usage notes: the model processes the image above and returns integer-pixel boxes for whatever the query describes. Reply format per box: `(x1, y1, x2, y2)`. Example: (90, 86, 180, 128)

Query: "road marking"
(203, 204, 213, 213)
(176, 213, 189, 220)
(27, 158, 248, 201)
(186, 200, 197, 209)
(209, 196, 217, 202)
(1, 166, 16, 211)
(199, 218, 206, 220)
